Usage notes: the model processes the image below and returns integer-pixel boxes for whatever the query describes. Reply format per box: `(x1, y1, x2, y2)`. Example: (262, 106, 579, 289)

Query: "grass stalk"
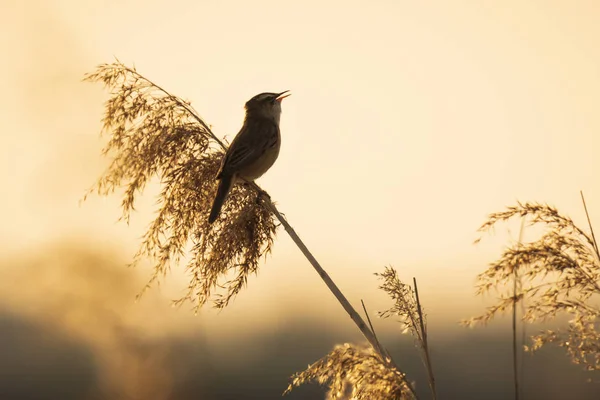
(512, 217, 526, 400)
(413, 277, 437, 400)
(581, 190, 600, 261)
(361, 299, 390, 360)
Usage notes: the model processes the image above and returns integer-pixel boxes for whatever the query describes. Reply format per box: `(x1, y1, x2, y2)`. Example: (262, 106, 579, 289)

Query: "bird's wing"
(219, 118, 279, 176)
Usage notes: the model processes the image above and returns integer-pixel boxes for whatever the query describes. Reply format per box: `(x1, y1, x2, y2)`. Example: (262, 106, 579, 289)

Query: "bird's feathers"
(208, 174, 234, 224)
(218, 117, 280, 179)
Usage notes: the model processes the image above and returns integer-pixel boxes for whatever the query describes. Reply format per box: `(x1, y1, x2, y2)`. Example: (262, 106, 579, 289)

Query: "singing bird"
(208, 91, 291, 224)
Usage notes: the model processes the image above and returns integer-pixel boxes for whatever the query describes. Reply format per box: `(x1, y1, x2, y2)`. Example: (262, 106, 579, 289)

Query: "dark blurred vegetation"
(0, 241, 598, 400)
(1, 310, 598, 399)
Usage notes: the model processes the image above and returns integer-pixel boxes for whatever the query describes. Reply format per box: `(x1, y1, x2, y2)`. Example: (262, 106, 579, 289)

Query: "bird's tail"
(208, 174, 234, 224)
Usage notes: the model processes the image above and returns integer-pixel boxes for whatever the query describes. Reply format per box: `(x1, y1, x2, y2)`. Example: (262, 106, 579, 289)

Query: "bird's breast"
(238, 132, 281, 181)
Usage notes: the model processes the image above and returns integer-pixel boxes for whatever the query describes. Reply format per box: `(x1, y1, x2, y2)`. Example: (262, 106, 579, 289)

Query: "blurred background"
(1, 0, 600, 398)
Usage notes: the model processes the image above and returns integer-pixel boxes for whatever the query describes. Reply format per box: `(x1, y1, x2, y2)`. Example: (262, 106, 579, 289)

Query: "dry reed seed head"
(375, 267, 425, 342)
(528, 311, 600, 370)
(85, 61, 278, 310)
(472, 202, 600, 302)
(284, 343, 415, 399)
(466, 201, 600, 371)
(476, 202, 596, 250)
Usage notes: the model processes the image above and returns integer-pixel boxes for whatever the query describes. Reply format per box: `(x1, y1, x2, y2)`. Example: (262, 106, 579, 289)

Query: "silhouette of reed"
(465, 197, 600, 374)
(285, 267, 434, 399)
(285, 343, 413, 399)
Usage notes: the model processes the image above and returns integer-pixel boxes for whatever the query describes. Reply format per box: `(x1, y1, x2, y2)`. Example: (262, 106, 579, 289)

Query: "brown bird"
(208, 91, 291, 224)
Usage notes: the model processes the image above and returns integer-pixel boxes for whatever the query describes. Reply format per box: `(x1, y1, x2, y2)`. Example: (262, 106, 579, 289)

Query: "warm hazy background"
(2, 0, 600, 399)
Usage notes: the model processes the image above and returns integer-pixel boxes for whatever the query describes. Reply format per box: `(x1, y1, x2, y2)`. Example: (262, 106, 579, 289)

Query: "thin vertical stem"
(361, 299, 379, 340)
(413, 277, 437, 400)
(579, 191, 600, 294)
(512, 217, 526, 400)
(361, 299, 390, 360)
(512, 273, 519, 400)
(580, 190, 600, 260)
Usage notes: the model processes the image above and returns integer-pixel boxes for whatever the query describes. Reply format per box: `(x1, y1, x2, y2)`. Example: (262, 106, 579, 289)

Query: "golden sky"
(2, 0, 600, 333)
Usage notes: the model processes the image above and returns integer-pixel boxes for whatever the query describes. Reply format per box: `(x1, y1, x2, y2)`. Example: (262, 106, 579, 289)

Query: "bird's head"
(244, 91, 291, 123)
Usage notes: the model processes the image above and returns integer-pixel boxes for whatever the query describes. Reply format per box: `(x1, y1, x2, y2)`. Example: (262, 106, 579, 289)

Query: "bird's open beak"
(276, 90, 291, 102)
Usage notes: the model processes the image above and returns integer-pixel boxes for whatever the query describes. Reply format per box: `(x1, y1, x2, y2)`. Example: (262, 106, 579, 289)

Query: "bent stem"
(260, 191, 417, 398)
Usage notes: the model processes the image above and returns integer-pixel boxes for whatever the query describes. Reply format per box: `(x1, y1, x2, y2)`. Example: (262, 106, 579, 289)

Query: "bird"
(208, 90, 291, 224)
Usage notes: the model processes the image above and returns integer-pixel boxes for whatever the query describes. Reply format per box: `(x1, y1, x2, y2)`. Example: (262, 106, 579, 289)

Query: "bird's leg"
(239, 178, 270, 204)
(253, 187, 286, 220)
(255, 186, 271, 204)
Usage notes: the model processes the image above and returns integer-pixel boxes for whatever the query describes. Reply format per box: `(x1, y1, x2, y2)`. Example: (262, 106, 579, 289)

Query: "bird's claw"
(255, 188, 271, 204)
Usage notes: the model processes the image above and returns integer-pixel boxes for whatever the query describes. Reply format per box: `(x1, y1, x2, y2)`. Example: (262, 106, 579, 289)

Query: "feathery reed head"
(83, 60, 278, 311)
(465, 201, 600, 371)
(284, 343, 414, 399)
